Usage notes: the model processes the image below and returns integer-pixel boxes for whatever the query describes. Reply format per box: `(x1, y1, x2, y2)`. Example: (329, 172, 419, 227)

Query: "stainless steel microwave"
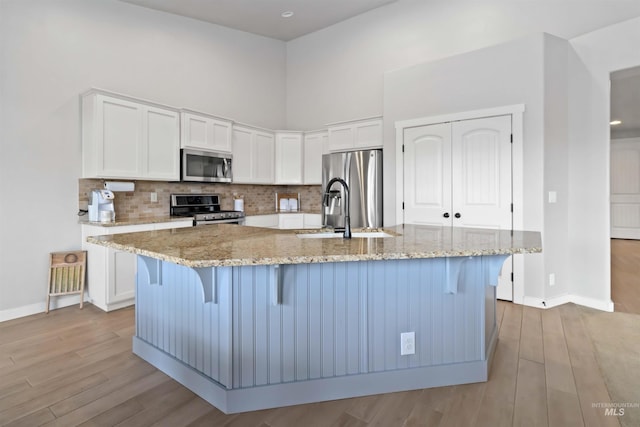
(181, 149, 233, 183)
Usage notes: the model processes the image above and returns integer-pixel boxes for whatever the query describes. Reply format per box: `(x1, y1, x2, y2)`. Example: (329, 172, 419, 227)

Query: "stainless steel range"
(170, 194, 245, 226)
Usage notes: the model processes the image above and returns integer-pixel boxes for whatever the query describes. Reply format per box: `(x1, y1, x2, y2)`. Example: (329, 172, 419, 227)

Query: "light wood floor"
(611, 238, 640, 314)
(3, 240, 638, 427)
(2, 300, 629, 426)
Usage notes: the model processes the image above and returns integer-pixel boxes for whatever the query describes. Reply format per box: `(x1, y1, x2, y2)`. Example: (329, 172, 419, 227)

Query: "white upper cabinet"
(327, 117, 383, 152)
(275, 131, 304, 185)
(180, 110, 232, 153)
(303, 131, 326, 185)
(82, 90, 180, 181)
(232, 124, 275, 184)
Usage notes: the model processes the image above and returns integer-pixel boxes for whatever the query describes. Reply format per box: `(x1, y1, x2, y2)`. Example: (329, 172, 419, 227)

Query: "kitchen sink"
(297, 231, 393, 239)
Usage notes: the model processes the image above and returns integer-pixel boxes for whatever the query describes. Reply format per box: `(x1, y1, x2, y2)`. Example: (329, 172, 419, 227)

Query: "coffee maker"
(88, 189, 115, 222)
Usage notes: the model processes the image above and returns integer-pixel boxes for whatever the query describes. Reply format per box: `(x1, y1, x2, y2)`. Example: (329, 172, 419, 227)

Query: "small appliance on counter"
(88, 189, 115, 222)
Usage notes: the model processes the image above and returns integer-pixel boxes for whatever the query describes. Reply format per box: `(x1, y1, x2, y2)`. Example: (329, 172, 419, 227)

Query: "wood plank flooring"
(611, 238, 640, 314)
(1, 301, 628, 426)
(2, 239, 638, 426)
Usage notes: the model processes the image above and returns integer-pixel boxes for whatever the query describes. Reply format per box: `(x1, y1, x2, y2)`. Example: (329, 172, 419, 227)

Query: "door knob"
(443, 213, 450, 218)
(454, 213, 461, 218)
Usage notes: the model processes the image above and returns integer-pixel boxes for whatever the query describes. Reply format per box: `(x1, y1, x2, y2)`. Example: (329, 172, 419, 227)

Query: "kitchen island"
(87, 224, 541, 414)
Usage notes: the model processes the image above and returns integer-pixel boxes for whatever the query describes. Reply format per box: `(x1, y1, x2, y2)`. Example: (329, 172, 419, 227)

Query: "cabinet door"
(403, 122, 452, 226)
(182, 112, 232, 153)
(327, 125, 353, 152)
(232, 126, 254, 183)
(303, 214, 322, 229)
(97, 95, 143, 177)
(244, 215, 279, 228)
(254, 131, 275, 184)
(303, 132, 325, 184)
(353, 119, 383, 149)
(210, 118, 233, 153)
(275, 133, 303, 184)
(144, 106, 180, 180)
(154, 220, 194, 230)
(108, 249, 136, 304)
(181, 112, 209, 150)
(278, 214, 304, 229)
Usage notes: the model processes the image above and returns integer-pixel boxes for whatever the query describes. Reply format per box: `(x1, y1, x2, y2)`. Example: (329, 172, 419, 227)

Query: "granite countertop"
(86, 224, 542, 268)
(79, 212, 320, 227)
(79, 215, 192, 227)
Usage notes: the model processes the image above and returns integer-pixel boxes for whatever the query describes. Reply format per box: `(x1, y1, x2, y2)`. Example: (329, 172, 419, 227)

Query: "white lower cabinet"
(303, 214, 322, 229)
(82, 220, 192, 311)
(244, 214, 322, 230)
(278, 214, 304, 230)
(243, 215, 279, 228)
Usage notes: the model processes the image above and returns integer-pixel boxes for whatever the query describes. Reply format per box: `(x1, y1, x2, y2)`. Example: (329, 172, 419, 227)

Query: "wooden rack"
(46, 251, 87, 313)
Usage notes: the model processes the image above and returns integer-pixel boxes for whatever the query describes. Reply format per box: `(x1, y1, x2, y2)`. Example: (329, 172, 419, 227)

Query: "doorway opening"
(609, 65, 640, 314)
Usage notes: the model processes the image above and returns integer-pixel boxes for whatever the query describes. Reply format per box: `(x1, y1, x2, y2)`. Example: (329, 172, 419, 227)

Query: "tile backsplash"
(79, 179, 322, 220)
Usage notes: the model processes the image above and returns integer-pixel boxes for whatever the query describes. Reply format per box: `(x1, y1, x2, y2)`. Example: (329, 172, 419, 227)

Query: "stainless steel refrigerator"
(322, 149, 383, 229)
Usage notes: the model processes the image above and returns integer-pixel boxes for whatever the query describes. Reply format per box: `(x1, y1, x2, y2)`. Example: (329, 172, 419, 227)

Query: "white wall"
(285, 0, 640, 130)
(0, 0, 286, 318)
(542, 35, 571, 302)
(566, 16, 640, 309)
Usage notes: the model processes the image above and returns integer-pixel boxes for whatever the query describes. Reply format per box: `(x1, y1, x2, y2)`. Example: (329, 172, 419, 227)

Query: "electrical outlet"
(150, 192, 158, 203)
(549, 273, 556, 287)
(400, 332, 415, 356)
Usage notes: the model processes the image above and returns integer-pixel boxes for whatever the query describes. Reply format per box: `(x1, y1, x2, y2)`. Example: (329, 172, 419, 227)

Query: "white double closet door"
(403, 115, 514, 300)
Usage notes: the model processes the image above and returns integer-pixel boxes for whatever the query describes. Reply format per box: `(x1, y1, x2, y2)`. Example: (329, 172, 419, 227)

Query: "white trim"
(394, 104, 526, 130)
(395, 124, 405, 225)
(395, 104, 526, 302)
(522, 294, 614, 312)
(325, 115, 382, 127)
(0, 294, 90, 322)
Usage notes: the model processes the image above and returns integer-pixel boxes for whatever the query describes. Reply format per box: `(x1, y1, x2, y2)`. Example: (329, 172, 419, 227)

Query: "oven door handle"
(195, 218, 245, 225)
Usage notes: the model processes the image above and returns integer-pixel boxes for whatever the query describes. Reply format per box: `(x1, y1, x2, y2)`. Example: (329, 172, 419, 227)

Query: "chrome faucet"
(323, 177, 351, 239)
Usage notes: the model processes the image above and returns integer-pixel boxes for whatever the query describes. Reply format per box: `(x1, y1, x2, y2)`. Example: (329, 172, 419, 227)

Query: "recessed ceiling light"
(610, 120, 622, 125)
(281, 11, 294, 18)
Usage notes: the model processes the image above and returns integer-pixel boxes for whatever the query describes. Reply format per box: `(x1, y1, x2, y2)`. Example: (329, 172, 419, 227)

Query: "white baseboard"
(522, 294, 614, 312)
(0, 295, 90, 322)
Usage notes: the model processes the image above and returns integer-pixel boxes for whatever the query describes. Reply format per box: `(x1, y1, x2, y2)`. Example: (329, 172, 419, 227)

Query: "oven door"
(181, 149, 232, 183)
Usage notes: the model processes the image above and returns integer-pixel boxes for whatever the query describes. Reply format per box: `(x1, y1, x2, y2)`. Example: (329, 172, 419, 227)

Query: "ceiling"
(118, 0, 397, 41)
(611, 66, 640, 139)
(117, 0, 639, 137)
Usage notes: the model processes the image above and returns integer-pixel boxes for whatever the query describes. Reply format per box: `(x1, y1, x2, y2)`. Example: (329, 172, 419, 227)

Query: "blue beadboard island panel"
(133, 254, 508, 414)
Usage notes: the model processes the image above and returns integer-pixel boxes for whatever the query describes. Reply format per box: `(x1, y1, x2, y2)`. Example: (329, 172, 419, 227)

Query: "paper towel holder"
(104, 181, 135, 192)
